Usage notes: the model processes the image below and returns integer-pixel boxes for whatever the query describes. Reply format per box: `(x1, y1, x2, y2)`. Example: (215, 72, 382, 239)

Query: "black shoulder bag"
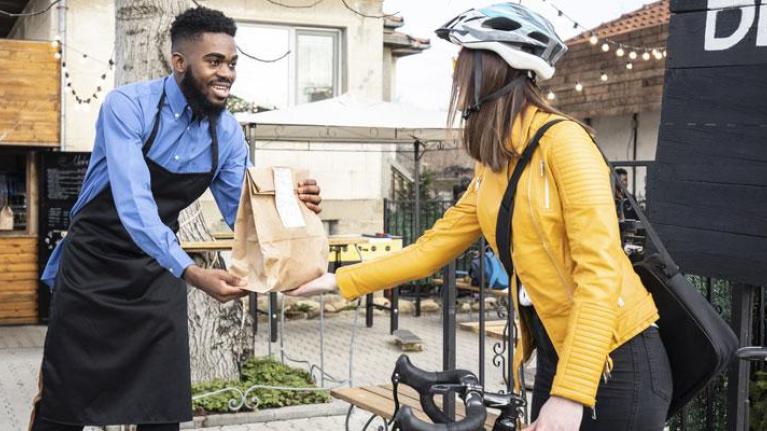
(495, 119, 739, 418)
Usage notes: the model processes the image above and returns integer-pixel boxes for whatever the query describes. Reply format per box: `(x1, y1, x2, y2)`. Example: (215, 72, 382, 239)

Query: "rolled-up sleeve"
(101, 90, 194, 278)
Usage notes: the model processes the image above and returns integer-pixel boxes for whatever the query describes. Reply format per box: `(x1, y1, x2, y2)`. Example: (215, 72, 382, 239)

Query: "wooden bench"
(332, 383, 499, 430)
(459, 320, 509, 340)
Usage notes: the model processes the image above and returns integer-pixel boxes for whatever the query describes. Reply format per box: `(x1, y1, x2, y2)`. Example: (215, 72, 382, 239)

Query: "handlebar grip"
(394, 355, 476, 392)
(394, 355, 479, 424)
(395, 392, 486, 431)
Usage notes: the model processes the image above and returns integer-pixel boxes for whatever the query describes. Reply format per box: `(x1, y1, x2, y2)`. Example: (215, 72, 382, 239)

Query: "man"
(31, 7, 321, 431)
(614, 168, 638, 221)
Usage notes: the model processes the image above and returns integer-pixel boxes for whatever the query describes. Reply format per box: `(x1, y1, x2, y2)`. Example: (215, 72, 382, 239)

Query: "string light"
(600, 72, 608, 82)
(616, 47, 625, 57)
(589, 34, 598, 45)
(601, 43, 610, 52)
(652, 49, 663, 60)
(55, 48, 114, 105)
(575, 82, 583, 92)
(546, 90, 556, 100)
(626, 62, 634, 70)
(629, 51, 637, 60)
(642, 51, 651, 61)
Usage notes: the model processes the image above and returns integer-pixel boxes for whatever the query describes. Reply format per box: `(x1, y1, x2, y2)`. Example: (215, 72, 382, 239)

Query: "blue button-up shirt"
(42, 75, 250, 287)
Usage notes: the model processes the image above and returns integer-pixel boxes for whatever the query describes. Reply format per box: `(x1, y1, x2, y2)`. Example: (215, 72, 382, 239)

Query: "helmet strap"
(462, 50, 529, 120)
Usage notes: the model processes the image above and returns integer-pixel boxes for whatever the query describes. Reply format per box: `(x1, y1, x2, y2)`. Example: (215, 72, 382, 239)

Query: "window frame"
(234, 21, 344, 108)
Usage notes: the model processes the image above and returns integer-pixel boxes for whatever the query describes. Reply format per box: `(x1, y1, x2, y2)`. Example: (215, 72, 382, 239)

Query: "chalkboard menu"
(649, 1, 767, 285)
(37, 151, 91, 321)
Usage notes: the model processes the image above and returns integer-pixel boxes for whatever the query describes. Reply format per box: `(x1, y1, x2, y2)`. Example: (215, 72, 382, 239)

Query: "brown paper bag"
(0, 206, 13, 231)
(229, 167, 329, 293)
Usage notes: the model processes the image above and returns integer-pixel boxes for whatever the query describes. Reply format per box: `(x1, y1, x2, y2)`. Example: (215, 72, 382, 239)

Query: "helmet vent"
(482, 17, 521, 31)
(527, 31, 550, 45)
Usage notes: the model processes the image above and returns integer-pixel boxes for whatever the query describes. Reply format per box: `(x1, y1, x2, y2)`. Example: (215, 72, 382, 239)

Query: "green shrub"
(751, 371, 767, 431)
(192, 357, 330, 415)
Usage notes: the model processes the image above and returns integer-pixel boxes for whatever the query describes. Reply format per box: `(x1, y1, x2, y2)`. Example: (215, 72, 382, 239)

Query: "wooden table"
(180, 235, 369, 253)
(432, 278, 511, 299)
(331, 383, 499, 430)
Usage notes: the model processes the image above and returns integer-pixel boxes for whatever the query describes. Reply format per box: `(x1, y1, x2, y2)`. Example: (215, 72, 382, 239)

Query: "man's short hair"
(170, 7, 236, 48)
(615, 168, 628, 176)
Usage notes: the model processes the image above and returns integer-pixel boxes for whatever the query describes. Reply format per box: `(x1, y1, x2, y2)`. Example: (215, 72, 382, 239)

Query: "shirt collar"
(164, 75, 190, 119)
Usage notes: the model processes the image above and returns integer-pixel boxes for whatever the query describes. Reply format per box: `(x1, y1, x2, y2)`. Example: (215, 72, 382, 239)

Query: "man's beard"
(180, 68, 227, 120)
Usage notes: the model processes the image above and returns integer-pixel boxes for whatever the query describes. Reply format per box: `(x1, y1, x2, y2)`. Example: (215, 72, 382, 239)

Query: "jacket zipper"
(527, 157, 571, 297)
(541, 160, 550, 209)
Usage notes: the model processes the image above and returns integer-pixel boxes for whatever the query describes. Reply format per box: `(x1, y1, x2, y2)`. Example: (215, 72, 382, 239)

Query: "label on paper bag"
(273, 167, 306, 228)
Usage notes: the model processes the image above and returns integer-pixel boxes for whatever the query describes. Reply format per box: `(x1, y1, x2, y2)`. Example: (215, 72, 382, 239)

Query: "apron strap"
(142, 88, 167, 156)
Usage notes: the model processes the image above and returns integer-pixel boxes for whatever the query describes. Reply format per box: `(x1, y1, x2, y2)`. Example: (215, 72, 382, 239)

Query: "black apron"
(38, 88, 218, 425)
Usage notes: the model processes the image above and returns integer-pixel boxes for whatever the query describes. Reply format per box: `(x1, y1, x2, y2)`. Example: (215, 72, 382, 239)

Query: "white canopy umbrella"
(235, 93, 462, 144)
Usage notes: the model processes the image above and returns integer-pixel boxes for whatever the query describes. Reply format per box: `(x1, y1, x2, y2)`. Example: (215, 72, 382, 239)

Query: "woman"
(289, 3, 672, 430)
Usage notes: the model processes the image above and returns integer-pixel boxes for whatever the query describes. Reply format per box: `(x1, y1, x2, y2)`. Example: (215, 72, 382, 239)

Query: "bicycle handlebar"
(395, 392, 486, 431)
(736, 346, 767, 361)
(392, 355, 487, 430)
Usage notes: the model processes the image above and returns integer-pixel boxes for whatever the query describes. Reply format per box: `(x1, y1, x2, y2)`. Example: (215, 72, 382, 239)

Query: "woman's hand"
(527, 396, 583, 431)
(297, 179, 322, 214)
(285, 273, 338, 297)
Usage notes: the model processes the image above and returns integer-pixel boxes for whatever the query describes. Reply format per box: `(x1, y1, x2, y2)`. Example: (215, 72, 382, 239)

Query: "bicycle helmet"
(436, 3, 567, 81)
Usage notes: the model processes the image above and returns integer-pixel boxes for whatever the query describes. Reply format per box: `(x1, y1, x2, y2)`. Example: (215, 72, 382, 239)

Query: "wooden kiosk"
(0, 39, 60, 325)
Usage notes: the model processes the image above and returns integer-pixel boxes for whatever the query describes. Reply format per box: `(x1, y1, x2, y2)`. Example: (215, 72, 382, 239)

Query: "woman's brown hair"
(448, 48, 591, 172)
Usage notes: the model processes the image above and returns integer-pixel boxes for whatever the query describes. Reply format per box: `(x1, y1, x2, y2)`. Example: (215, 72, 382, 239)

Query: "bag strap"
(590, 137, 680, 277)
(495, 119, 565, 277)
(494, 116, 680, 279)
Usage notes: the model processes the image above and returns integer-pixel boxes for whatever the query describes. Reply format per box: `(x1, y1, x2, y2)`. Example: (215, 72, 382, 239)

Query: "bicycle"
(390, 355, 526, 431)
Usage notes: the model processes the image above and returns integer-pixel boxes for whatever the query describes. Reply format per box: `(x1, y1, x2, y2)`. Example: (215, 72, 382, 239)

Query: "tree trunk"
(114, 0, 252, 384)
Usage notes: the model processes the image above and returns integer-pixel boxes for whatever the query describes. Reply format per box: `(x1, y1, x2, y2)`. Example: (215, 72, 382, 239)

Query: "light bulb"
(626, 62, 634, 70)
(575, 82, 583, 92)
(600, 73, 608, 82)
(54, 52, 61, 60)
(616, 47, 625, 57)
(601, 43, 610, 52)
(546, 91, 556, 100)
(629, 51, 637, 60)
(642, 52, 651, 61)
(589, 34, 598, 45)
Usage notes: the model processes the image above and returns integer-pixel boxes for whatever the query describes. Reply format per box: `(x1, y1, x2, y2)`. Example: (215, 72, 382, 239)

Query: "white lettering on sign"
(758, 2, 767, 45)
(705, 0, 756, 51)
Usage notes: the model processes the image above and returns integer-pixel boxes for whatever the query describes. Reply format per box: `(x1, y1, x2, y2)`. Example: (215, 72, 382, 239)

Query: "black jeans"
(525, 307, 672, 430)
(29, 401, 179, 431)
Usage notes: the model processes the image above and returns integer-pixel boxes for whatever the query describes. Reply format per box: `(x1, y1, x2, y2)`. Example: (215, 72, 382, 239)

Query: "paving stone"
(0, 308, 532, 430)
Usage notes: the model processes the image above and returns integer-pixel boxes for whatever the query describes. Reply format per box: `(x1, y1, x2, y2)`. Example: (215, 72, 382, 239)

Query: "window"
(234, 23, 342, 109)
(0, 152, 28, 233)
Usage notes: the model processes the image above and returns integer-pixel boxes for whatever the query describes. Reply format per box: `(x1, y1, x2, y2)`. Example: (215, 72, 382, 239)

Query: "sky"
(382, 0, 659, 110)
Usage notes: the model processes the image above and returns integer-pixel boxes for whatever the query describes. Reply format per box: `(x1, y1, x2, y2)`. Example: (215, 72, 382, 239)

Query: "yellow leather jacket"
(336, 106, 659, 407)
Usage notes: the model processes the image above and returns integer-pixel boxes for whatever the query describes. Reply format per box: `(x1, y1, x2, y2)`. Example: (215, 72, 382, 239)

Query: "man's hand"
(526, 396, 583, 431)
(284, 273, 338, 297)
(183, 265, 249, 303)
(297, 179, 322, 214)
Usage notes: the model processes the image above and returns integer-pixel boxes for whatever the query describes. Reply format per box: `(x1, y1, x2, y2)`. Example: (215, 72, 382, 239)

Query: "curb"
(180, 400, 350, 429)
